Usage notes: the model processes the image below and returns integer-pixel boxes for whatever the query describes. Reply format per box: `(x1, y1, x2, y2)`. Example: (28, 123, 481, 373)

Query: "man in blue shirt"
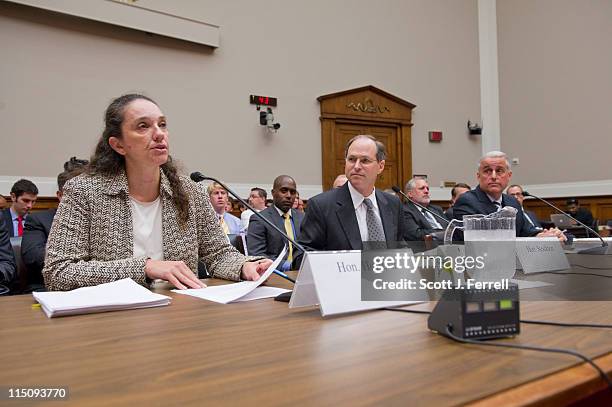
(207, 182, 242, 235)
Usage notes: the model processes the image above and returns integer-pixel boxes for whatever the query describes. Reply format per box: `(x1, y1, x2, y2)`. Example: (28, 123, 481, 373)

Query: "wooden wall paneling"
(522, 196, 612, 224)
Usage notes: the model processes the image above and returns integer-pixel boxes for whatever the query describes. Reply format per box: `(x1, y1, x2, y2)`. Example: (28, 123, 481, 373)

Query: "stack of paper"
(33, 278, 171, 318)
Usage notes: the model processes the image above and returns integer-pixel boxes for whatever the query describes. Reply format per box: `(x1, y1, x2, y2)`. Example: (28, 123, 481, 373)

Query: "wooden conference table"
(1, 262, 611, 406)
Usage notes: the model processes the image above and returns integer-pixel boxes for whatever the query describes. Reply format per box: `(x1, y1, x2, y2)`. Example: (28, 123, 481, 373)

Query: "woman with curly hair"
(43, 94, 271, 291)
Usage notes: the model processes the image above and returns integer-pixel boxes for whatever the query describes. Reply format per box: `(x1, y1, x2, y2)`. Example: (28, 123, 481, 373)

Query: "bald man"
(247, 175, 304, 271)
(332, 174, 348, 189)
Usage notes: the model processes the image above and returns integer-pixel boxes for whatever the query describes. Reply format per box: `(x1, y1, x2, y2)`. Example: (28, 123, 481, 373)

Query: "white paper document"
(33, 278, 172, 318)
(232, 286, 291, 302)
(173, 246, 287, 304)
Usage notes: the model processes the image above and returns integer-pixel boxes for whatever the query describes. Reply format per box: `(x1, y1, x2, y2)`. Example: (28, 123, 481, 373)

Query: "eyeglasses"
(480, 167, 508, 176)
(346, 156, 377, 165)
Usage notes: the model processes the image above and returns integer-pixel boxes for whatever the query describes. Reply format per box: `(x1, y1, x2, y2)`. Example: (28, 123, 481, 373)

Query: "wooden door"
(333, 121, 400, 191)
(318, 86, 415, 191)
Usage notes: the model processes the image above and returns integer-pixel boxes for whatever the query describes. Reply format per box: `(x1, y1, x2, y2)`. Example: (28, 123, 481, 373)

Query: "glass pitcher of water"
(444, 207, 517, 282)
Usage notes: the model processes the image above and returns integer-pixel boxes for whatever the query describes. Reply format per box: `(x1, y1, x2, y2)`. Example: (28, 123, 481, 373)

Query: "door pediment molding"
(318, 85, 415, 123)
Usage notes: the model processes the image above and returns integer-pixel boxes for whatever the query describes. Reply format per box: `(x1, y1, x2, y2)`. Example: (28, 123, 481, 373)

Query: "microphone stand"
(523, 191, 609, 255)
(190, 172, 303, 299)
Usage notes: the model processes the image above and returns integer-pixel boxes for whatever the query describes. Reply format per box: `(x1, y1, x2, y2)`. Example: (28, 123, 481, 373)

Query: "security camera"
(259, 107, 281, 131)
(467, 120, 482, 135)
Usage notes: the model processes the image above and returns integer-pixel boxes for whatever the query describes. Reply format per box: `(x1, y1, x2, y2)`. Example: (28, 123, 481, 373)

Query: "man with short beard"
(402, 177, 449, 241)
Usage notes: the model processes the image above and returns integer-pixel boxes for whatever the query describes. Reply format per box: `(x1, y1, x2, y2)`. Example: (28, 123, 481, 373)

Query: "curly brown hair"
(88, 94, 189, 226)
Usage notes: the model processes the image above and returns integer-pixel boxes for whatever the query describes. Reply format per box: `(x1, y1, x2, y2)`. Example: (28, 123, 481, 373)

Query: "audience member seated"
(240, 187, 267, 230)
(298, 135, 409, 256)
(453, 151, 564, 240)
(566, 198, 595, 228)
(506, 184, 543, 230)
(1, 179, 38, 238)
(225, 197, 234, 213)
(247, 175, 303, 271)
(332, 174, 348, 189)
(207, 182, 242, 234)
(444, 183, 471, 220)
(403, 177, 449, 241)
(292, 191, 305, 213)
(0, 217, 17, 295)
(21, 157, 88, 291)
(43, 94, 270, 291)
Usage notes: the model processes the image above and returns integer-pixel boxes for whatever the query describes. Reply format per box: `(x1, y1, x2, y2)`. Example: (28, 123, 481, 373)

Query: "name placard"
(289, 251, 421, 317)
(515, 237, 569, 274)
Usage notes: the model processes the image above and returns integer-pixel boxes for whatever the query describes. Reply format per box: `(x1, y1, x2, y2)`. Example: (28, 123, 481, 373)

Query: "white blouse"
(128, 196, 164, 260)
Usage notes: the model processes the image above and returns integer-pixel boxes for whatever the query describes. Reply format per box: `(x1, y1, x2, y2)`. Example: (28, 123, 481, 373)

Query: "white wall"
(497, 0, 612, 187)
(0, 0, 482, 198)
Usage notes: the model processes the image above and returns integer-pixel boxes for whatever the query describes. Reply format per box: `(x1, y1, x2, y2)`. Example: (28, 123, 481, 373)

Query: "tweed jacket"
(43, 169, 257, 291)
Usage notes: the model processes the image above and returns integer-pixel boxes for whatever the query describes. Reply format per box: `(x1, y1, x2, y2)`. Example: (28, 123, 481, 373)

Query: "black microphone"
(522, 191, 609, 255)
(391, 186, 449, 226)
(190, 172, 302, 300)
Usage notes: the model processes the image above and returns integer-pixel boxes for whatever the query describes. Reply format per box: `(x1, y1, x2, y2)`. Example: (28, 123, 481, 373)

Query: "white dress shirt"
(347, 181, 383, 242)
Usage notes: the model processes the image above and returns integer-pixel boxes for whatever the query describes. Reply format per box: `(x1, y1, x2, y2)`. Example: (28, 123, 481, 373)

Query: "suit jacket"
(247, 206, 304, 266)
(21, 209, 56, 286)
(1, 208, 16, 238)
(0, 216, 17, 289)
(444, 206, 455, 220)
(571, 208, 595, 228)
(43, 170, 260, 291)
(403, 202, 449, 241)
(523, 210, 542, 229)
(298, 182, 408, 254)
(453, 186, 539, 238)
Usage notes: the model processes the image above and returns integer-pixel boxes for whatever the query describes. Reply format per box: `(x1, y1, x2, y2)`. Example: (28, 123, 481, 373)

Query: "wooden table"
(1, 269, 611, 406)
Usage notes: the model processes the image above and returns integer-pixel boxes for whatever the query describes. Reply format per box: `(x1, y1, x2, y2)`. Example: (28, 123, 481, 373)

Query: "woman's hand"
(145, 259, 206, 289)
(241, 259, 273, 281)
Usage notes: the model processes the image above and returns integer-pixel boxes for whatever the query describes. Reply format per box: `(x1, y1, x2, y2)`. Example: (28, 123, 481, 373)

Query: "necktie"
(421, 208, 442, 229)
(283, 212, 295, 263)
(363, 198, 385, 242)
(220, 215, 230, 234)
(17, 216, 23, 237)
(493, 201, 502, 212)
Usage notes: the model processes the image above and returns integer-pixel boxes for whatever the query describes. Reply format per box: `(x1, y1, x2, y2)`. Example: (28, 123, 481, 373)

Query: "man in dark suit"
(0, 216, 17, 294)
(247, 175, 304, 271)
(403, 177, 449, 241)
(298, 135, 408, 255)
(453, 151, 564, 239)
(21, 158, 88, 290)
(566, 198, 595, 227)
(21, 209, 56, 288)
(1, 179, 38, 238)
(506, 184, 543, 230)
(444, 183, 471, 220)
